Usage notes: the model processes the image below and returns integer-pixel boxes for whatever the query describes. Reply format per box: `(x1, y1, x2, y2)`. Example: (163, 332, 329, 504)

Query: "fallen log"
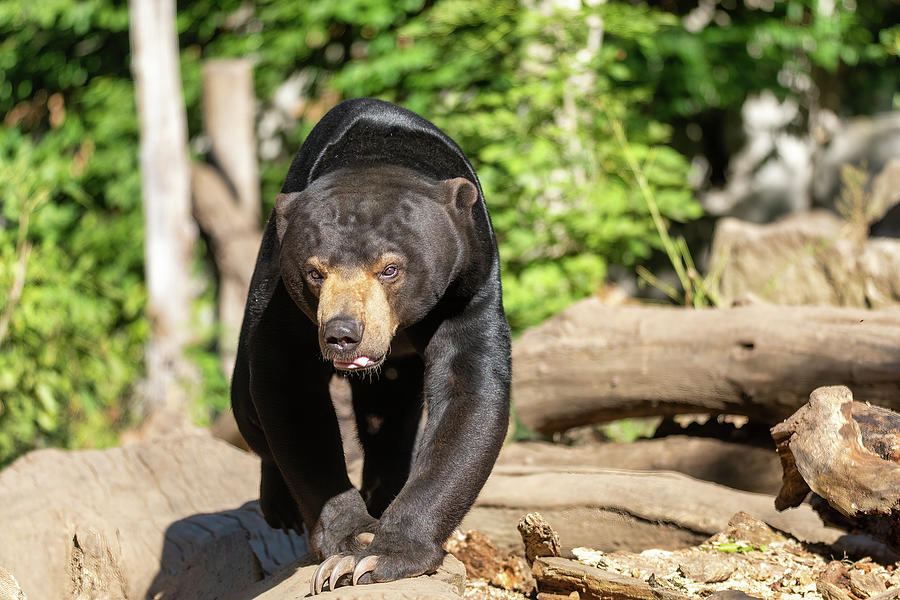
(465, 465, 899, 563)
(0, 433, 306, 600)
(771, 385, 900, 553)
(230, 553, 466, 600)
(532, 556, 689, 600)
(498, 437, 783, 495)
(512, 298, 900, 434)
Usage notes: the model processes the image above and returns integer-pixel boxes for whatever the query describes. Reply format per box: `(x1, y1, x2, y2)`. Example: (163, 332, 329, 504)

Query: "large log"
(466, 465, 899, 563)
(771, 385, 900, 552)
(0, 434, 307, 600)
(513, 299, 900, 434)
(498, 437, 783, 494)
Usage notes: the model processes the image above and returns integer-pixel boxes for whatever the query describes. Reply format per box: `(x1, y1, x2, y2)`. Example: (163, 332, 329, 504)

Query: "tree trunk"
(201, 59, 260, 221)
(192, 58, 261, 380)
(513, 298, 900, 434)
(129, 0, 196, 428)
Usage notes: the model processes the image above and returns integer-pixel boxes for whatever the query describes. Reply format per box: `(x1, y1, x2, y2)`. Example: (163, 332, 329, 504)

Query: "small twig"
(636, 265, 680, 302)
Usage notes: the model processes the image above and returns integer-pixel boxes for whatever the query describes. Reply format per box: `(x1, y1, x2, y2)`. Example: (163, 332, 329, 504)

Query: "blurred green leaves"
(0, 130, 146, 465)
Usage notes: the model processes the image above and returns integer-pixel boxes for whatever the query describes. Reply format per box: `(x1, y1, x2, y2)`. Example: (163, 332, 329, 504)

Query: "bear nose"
(324, 317, 364, 352)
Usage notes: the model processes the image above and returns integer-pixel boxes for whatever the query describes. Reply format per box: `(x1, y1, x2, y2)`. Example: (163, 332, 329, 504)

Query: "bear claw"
(352, 555, 379, 585)
(311, 555, 342, 595)
(328, 555, 356, 591)
(310, 554, 380, 595)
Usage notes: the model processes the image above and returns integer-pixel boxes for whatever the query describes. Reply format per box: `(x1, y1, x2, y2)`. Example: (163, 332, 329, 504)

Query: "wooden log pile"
(512, 297, 900, 434)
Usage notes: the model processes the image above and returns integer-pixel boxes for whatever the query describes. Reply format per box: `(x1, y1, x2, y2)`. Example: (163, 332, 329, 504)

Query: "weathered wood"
(499, 437, 783, 495)
(533, 556, 689, 600)
(771, 385, 900, 551)
(517, 512, 561, 565)
(195, 59, 262, 380)
(472, 465, 847, 549)
(0, 434, 306, 600)
(128, 0, 197, 426)
(444, 530, 535, 595)
(513, 298, 900, 434)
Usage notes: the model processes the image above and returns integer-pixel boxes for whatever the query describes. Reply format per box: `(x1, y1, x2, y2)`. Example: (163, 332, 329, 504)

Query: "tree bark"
(129, 0, 196, 426)
(193, 59, 261, 381)
(201, 59, 259, 221)
(771, 385, 900, 551)
(513, 298, 900, 434)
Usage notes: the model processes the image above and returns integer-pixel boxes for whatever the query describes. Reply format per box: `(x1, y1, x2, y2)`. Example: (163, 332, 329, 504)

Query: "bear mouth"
(332, 355, 385, 371)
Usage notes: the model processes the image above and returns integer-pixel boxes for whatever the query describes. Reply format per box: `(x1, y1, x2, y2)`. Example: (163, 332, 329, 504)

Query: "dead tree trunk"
(192, 59, 261, 381)
(513, 298, 900, 434)
(129, 0, 196, 430)
(771, 385, 900, 552)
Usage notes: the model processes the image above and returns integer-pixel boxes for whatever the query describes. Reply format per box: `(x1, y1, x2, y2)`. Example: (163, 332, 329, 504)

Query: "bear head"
(274, 164, 479, 372)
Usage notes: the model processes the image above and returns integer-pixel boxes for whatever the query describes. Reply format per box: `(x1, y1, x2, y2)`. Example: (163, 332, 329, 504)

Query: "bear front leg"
(310, 309, 511, 593)
(250, 361, 377, 558)
(248, 289, 377, 559)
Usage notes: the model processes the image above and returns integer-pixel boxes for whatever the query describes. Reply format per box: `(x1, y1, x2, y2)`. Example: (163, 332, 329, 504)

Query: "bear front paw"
(309, 530, 443, 594)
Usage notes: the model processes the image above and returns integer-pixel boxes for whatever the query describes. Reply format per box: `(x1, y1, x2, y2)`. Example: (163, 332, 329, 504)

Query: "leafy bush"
(0, 130, 147, 465)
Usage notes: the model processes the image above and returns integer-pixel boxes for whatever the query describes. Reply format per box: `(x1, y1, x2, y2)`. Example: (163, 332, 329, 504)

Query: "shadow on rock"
(146, 500, 313, 600)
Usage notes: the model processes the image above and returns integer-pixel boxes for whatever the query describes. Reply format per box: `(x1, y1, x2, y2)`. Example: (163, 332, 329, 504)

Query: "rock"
(869, 159, 900, 237)
(0, 433, 307, 600)
(716, 512, 788, 547)
(230, 553, 467, 599)
(711, 210, 900, 308)
(677, 554, 736, 583)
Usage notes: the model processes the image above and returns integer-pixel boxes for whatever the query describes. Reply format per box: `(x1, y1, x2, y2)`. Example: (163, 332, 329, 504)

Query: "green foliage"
(325, 0, 702, 329)
(707, 539, 767, 554)
(0, 130, 147, 466)
(646, 0, 898, 118)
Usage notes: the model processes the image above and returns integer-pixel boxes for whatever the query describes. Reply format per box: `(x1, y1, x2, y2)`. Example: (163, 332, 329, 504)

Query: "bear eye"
(308, 269, 324, 282)
(380, 264, 399, 280)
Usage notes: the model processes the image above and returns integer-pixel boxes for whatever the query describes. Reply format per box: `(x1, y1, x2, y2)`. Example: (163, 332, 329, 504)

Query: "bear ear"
(274, 192, 302, 242)
(440, 177, 478, 214)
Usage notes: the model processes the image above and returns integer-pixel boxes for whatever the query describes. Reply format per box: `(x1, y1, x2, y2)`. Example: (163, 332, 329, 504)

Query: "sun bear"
(231, 98, 511, 594)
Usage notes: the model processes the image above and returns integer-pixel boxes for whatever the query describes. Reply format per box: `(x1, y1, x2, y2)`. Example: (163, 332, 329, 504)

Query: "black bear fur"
(231, 98, 511, 585)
